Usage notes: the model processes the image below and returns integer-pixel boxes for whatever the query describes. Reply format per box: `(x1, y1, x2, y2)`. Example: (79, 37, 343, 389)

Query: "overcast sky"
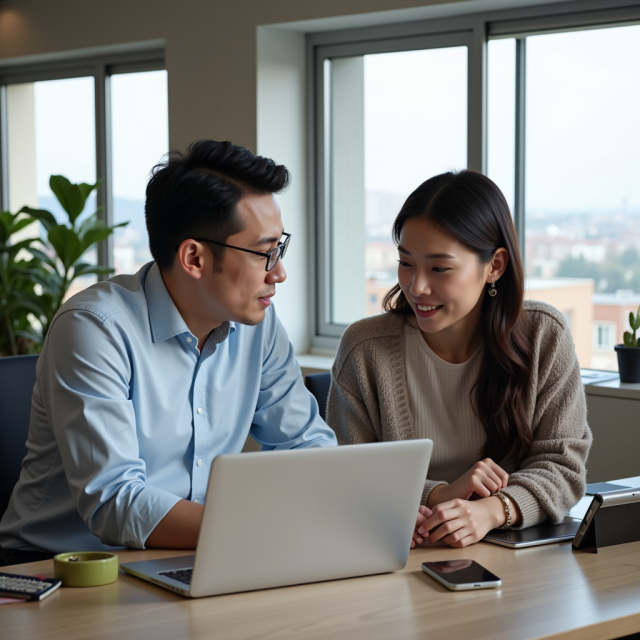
(33, 70, 168, 203)
(364, 23, 640, 214)
(29, 23, 640, 217)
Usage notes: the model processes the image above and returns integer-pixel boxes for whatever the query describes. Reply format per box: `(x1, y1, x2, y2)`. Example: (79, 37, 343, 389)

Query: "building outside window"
(488, 24, 640, 372)
(312, 4, 640, 371)
(594, 322, 617, 350)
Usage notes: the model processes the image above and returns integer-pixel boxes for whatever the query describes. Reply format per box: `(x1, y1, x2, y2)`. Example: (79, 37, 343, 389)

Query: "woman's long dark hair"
(383, 170, 533, 465)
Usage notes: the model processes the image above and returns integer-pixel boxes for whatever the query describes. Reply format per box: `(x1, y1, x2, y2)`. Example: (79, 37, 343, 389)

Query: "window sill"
(297, 353, 334, 376)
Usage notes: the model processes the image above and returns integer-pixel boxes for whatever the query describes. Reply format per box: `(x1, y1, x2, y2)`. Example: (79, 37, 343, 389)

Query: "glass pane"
(111, 70, 168, 275)
(329, 46, 468, 325)
(7, 77, 97, 298)
(487, 38, 516, 213)
(524, 25, 640, 371)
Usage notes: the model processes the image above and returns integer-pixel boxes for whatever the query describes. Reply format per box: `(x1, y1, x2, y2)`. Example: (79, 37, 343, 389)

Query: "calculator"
(0, 572, 62, 601)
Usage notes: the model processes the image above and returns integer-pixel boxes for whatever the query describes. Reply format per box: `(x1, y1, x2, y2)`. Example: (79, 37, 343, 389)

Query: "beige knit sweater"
(327, 300, 592, 528)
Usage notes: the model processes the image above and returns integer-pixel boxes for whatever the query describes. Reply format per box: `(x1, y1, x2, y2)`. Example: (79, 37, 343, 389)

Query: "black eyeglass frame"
(174, 232, 291, 272)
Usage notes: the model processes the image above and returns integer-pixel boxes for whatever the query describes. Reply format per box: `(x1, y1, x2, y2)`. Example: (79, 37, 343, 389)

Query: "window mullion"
(0, 85, 8, 211)
(514, 37, 526, 263)
(468, 21, 487, 173)
(94, 64, 114, 274)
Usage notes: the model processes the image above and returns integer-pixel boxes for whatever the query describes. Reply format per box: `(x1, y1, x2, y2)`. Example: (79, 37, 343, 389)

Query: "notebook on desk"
(483, 517, 582, 548)
(121, 439, 433, 597)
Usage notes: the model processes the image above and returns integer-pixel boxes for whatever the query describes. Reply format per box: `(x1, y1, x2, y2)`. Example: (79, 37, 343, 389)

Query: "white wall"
(256, 28, 308, 353)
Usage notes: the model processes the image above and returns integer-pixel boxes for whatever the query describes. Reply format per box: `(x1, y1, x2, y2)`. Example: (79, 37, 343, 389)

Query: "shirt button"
(194, 498, 200, 503)
(197, 459, 203, 467)
(186, 337, 192, 343)
(197, 407, 203, 414)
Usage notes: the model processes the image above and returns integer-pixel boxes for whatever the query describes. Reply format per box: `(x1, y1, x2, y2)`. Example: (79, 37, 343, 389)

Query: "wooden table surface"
(1, 538, 640, 640)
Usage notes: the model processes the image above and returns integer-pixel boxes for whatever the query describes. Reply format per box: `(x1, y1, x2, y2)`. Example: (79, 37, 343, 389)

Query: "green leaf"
(72, 264, 114, 278)
(6, 237, 41, 258)
(14, 328, 44, 345)
(49, 175, 99, 225)
(81, 227, 113, 252)
(12, 291, 49, 317)
(25, 247, 58, 270)
(10, 216, 38, 236)
(77, 213, 100, 238)
(19, 206, 58, 233)
(48, 225, 84, 271)
(15, 266, 59, 289)
(623, 332, 635, 347)
(32, 271, 64, 297)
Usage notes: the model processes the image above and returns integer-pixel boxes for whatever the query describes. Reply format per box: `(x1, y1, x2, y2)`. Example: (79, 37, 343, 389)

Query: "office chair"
(304, 372, 331, 422)
(0, 354, 38, 520)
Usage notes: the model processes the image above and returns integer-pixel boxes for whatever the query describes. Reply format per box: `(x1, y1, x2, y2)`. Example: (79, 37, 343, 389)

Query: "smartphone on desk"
(421, 560, 501, 591)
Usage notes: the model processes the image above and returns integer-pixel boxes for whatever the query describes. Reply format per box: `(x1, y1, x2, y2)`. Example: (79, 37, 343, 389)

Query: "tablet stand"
(572, 501, 640, 553)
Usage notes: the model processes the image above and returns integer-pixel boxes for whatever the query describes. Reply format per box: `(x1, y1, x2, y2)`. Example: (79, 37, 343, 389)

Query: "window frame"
(308, 0, 640, 351)
(594, 321, 617, 351)
(0, 43, 165, 271)
(307, 18, 487, 348)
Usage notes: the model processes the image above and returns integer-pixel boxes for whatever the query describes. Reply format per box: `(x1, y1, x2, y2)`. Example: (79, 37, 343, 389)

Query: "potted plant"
(0, 212, 44, 355)
(0, 175, 127, 355)
(614, 303, 640, 383)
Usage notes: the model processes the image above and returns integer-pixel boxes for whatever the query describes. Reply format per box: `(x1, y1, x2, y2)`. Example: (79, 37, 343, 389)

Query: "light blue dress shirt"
(0, 262, 336, 553)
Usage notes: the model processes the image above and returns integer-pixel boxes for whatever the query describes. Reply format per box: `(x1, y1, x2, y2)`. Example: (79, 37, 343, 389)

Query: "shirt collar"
(144, 262, 236, 344)
(144, 262, 191, 343)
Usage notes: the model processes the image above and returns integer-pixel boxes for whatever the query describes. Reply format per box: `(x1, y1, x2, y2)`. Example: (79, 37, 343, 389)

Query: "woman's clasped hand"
(411, 459, 520, 549)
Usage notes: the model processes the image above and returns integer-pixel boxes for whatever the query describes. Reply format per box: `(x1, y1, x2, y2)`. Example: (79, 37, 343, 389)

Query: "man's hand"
(427, 459, 509, 507)
(411, 505, 433, 548)
(418, 495, 520, 548)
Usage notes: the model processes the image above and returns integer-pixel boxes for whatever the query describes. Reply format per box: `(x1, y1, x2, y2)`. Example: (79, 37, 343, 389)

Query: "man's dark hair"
(145, 140, 290, 270)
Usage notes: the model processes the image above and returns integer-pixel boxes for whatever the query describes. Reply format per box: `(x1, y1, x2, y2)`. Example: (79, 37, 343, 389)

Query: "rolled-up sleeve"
(39, 310, 180, 548)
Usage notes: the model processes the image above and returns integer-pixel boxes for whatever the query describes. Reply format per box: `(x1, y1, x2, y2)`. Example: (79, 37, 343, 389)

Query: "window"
(6, 77, 98, 297)
(594, 322, 616, 350)
(311, 2, 640, 370)
(488, 22, 640, 371)
(312, 29, 475, 342)
(0, 45, 167, 289)
(111, 70, 168, 275)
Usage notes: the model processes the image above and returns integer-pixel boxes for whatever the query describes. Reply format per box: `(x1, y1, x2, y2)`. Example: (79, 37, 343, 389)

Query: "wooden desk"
(1, 539, 640, 640)
(3, 477, 640, 640)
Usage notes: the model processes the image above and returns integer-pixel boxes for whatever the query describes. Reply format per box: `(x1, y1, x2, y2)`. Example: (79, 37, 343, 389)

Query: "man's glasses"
(175, 232, 291, 272)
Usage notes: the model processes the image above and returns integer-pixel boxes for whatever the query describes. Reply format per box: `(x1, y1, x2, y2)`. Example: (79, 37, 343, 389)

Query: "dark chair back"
(0, 354, 38, 520)
(304, 372, 331, 422)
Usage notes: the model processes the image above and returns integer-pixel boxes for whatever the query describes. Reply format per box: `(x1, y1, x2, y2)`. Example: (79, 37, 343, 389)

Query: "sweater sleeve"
(501, 312, 592, 528)
(327, 347, 378, 445)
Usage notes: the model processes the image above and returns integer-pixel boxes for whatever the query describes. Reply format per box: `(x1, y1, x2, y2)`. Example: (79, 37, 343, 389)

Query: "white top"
(403, 323, 485, 484)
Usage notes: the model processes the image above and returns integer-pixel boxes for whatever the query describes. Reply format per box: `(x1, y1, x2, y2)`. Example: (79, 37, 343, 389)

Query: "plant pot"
(614, 345, 640, 383)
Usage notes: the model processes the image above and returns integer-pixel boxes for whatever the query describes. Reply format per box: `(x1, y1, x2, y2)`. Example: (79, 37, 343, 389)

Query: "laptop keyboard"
(159, 568, 193, 585)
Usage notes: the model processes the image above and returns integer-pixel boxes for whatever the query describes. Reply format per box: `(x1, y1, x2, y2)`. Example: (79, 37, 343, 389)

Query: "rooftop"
(525, 277, 594, 291)
(592, 292, 640, 306)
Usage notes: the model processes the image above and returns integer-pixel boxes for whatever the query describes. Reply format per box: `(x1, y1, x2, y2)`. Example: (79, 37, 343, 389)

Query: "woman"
(327, 170, 591, 549)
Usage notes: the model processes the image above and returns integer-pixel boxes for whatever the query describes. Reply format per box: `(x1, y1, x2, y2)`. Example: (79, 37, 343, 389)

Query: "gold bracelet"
(495, 491, 511, 529)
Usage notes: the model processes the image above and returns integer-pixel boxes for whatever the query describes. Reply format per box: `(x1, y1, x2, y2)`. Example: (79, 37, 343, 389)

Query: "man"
(0, 140, 336, 566)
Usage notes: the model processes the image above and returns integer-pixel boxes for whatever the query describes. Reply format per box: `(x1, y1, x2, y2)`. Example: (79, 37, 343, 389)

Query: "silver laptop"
(121, 439, 433, 597)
